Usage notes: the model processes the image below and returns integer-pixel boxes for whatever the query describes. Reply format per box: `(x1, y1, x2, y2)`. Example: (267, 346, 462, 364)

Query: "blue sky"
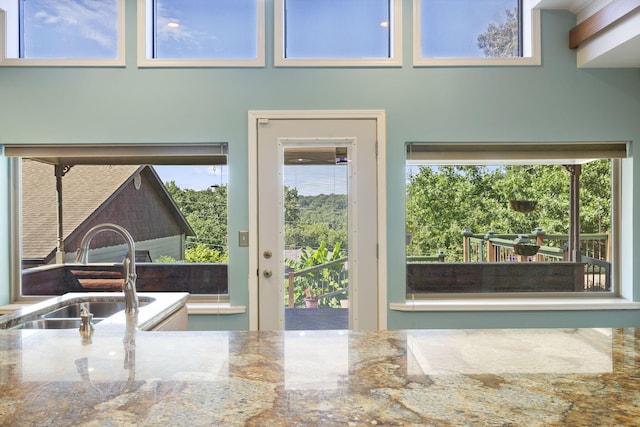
(421, 0, 517, 57)
(154, 165, 227, 191)
(153, 164, 347, 196)
(154, 0, 257, 59)
(19, 0, 118, 58)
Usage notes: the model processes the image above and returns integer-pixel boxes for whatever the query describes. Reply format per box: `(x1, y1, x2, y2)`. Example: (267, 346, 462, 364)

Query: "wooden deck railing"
(460, 229, 611, 291)
(463, 229, 610, 263)
(286, 257, 348, 308)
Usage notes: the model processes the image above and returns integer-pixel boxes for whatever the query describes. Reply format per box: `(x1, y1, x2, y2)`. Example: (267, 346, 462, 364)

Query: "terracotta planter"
(510, 200, 538, 213)
(304, 298, 318, 308)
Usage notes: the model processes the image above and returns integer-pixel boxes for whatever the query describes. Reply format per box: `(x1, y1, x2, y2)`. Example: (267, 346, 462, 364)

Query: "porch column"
(54, 164, 73, 264)
(564, 165, 582, 262)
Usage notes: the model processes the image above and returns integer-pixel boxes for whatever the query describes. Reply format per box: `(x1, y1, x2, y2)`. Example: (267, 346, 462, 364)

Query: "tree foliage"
(164, 181, 228, 262)
(477, 8, 519, 57)
(406, 161, 611, 261)
(185, 243, 228, 263)
(285, 242, 346, 308)
(284, 187, 348, 251)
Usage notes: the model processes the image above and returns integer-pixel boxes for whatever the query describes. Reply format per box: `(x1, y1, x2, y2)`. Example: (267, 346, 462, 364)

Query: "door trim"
(248, 110, 388, 330)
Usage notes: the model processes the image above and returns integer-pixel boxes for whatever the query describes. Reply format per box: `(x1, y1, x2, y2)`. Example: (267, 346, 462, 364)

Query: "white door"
(252, 114, 381, 330)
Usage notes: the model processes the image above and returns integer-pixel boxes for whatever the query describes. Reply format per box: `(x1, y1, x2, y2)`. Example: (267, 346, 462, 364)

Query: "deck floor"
(285, 307, 348, 330)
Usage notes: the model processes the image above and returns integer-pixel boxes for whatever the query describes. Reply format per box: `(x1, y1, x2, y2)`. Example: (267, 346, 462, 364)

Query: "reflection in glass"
(285, 330, 348, 390)
(407, 329, 613, 375)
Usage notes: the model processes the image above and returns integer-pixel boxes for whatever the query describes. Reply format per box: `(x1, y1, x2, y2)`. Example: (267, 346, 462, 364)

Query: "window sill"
(0, 304, 29, 315)
(0, 59, 126, 67)
(390, 297, 640, 312)
(1, 303, 246, 316)
(186, 303, 246, 315)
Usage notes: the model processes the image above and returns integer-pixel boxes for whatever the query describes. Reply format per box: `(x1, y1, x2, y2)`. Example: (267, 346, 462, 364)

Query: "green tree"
(407, 165, 505, 260)
(477, 8, 519, 57)
(406, 161, 611, 261)
(284, 186, 301, 225)
(164, 181, 228, 259)
(285, 191, 348, 251)
(185, 244, 228, 263)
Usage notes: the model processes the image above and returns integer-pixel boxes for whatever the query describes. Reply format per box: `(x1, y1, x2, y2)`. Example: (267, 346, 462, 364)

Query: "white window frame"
(274, 0, 402, 67)
(413, 0, 541, 67)
(6, 143, 231, 304)
(0, 0, 125, 67)
(403, 141, 627, 300)
(137, 0, 265, 68)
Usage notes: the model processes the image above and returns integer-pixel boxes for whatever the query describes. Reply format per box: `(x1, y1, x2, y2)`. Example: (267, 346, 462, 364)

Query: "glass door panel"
(283, 147, 349, 330)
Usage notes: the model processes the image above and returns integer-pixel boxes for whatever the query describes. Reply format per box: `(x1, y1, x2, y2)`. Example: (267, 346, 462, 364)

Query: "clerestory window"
(0, 0, 124, 66)
(275, 0, 402, 67)
(405, 142, 627, 298)
(413, 0, 540, 66)
(138, 0, 265, 67)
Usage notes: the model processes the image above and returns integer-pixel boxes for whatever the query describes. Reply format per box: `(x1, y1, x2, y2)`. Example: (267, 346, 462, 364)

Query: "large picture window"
(138, 0, 264, 67)
(0, 0, 124, 66)
(405, 142, 626, 297)
(275, 0, 402, 67)
(7, 144, 229, 303)
(413, 0, 540, 66)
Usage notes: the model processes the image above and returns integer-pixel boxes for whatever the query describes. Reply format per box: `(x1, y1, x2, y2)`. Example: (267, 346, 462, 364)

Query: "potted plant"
(304, 287, 321, 308)
(285, 242, 347, 308)
(513, 234, 539, 256)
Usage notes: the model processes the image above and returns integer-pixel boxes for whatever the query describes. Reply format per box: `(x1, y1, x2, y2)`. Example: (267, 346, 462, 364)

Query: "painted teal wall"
(187, 314, 248, 332)
(1, 1, 639, 329)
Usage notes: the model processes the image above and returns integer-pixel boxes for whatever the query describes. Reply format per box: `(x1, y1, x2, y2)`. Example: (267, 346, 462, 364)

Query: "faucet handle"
(79, 305, 94, 335)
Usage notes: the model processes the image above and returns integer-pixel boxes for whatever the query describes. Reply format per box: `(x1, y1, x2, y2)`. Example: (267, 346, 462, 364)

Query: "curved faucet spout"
(75, 223, 139, 314)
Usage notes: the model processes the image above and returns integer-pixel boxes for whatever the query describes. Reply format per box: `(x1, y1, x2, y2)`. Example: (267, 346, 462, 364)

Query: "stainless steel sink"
(11, 318, 104, 330)
(0, 292, 189, 331)
(42, 300, 150, 319)
(4, 297, 155, 330)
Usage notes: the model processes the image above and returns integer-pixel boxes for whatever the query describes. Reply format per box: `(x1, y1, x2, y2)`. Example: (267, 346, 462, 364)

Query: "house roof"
(21, 160, 193, 262)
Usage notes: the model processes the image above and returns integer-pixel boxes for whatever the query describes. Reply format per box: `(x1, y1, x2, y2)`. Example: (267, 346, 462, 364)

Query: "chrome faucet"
(75, 223, 139, 314)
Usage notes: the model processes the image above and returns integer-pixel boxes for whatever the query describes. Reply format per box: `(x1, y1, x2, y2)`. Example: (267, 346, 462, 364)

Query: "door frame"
(247, 110, 388, 330)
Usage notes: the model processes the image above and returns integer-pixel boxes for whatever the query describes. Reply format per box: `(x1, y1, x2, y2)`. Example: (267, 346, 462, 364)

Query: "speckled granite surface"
(1, 327, 639, 426)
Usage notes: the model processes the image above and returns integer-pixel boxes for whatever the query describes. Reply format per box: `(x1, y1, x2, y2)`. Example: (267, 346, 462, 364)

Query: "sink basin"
(11, 318, 104, 330)
(0, 292, 189, 331)
(42, 300, 150, 319)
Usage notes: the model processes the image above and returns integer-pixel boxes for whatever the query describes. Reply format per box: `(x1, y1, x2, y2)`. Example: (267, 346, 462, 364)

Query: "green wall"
(1, 1, 639, 330)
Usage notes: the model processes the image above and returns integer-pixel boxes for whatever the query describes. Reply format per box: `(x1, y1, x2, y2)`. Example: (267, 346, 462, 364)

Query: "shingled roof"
(21, 160, 192, 264)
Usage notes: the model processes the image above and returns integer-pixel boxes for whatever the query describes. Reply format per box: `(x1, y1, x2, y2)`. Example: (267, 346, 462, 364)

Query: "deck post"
(288, 272, 295, 308)
(565, 164, 582, 262)
(534, 228, 545, 262)
(462, 229, 473, 262)
(485, 231, 496, 262)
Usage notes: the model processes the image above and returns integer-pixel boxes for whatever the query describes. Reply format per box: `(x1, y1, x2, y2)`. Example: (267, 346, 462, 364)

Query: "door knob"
(263, 250, 272, 259)
(263, 269, 272, 278)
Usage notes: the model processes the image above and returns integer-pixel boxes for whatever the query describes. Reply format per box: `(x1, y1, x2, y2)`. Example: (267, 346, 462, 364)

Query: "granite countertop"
(1, 327, 639, 426)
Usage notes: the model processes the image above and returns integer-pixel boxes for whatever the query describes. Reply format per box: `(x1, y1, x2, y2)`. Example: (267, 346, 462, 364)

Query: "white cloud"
(33, 0, 118, 50)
